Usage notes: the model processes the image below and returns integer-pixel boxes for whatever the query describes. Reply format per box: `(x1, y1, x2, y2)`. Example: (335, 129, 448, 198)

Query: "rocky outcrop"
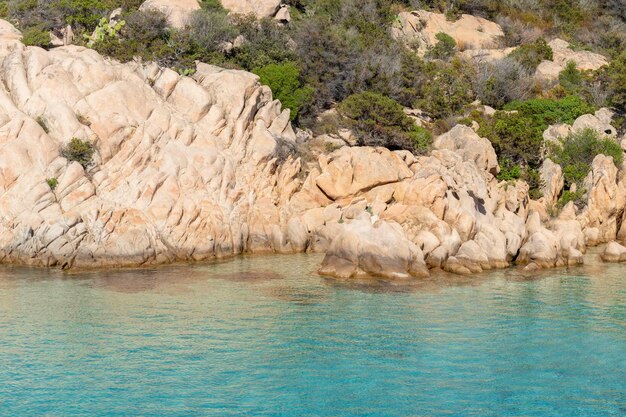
(392, 10, 503, 55)
(139, 0, 201, 28)
(535, 39, 608, 85)
(0, 21, 299, 268)
(1, 19, 625, 277)
(432, 124, 499, 175)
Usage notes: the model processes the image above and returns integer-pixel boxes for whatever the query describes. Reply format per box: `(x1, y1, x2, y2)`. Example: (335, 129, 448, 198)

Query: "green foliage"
(84, 17, 125, 47)
(55, 0, 112, 31)
(504, 96, 594, 126)
(46, 177, 59, 191)
(548, 128, 624, 189)
(508, 38, 552, 71)
(254, 62, 313, 121)
(21, 26, 51, 47)
(61, 137, 95, 169)
(416, 58, 474, 119)
(408, 125, 432, 153)
(557, 188, 586, 209)
(496, 159, 522, 181)
(199, 0, 226, 12)
(339, 92, 432, 153)
(559, 61, 582, 93)
(426, 32, 456, 60)
(597, 52, 626, 113)
(475, 96, 595, 197)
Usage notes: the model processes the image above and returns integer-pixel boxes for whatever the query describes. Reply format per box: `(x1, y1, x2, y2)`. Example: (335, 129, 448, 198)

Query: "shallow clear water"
(0, 253, 625, 416)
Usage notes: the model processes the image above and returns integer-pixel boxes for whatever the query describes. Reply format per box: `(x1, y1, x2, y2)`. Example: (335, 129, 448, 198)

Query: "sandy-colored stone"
(139, 0, 201, 28)
(393, 11, 503, 55)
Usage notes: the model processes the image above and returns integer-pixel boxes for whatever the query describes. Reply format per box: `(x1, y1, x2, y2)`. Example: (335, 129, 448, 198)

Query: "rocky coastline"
(0, 19, 625, 278)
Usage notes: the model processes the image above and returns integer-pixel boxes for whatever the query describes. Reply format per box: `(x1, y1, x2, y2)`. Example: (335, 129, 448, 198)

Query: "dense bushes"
(426, 32, 456, 60)
(475, 96, 595, 195)
(548, 128, 624, 207)
(338, 92, 432, 153)
(474, 58, 532, 108)
(549, 128, 623, 187)
(508, 38, 552, 71)
(254, 62, 313, 121)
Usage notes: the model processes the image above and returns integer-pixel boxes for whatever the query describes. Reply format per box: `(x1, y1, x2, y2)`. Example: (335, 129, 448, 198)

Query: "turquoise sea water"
(0, 253, 625, 416)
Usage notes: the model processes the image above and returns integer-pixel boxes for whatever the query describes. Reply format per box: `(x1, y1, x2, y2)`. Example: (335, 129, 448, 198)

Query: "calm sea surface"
(0, 253, 624, 416)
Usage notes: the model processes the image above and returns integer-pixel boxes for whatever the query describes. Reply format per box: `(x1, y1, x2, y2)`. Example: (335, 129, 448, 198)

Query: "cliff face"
(0, 21, 301, 267)
(0, 20, 624, 275)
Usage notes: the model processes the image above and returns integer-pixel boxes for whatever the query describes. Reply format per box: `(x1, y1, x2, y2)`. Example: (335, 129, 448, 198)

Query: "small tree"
(61, 138, 95, 169)
(338, 91, 432, 153)
(559, 61, 582, 93)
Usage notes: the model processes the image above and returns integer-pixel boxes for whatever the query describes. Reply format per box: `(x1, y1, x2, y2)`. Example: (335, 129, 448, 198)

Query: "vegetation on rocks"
(549, 128, 623, 188)
(2, 0, 625, 204)
(339, 92, 432, 153)
(61, 138, 95, 169)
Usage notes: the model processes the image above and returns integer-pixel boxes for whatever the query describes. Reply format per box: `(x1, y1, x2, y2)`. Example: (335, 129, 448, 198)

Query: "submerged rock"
(601, 241, 626, 263)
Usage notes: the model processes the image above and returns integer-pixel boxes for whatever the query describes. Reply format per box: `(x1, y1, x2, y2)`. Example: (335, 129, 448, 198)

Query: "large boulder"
(319, 214, 429, 279)
(433, 124, 499, 175)
(392, 10, 503, 55)
(314, 147, 413, 201)
(221, 0, 282, 18)
(601, 241, 626, 263)
(549, 38, 609, 71)
(139, 0, 201, 28)
(578, 155, 626, 245)
(539, 158, 564, 207)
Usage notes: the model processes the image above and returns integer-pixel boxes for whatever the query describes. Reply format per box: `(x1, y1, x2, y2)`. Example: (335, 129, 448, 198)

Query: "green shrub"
(559, 61, 582, 93)
(199, 0, 226, 12)
(416, 58, 474, 119)
(46, 178, 59, 191)
(496, 159, 522, 181)
(508, 38, 553, 71)
(254, 62, 313, 121)
(426, 32, 457, 60)
(61, 137, 95, 169)
(597, 52, 626, 113)
(339, 91, 432, 153)
(557, 188, 586, 209)
(475, 96, 594, 197)
(21, 26, 51, 47)
(548, 128, 624, 188)
(408, 125, 432, 153)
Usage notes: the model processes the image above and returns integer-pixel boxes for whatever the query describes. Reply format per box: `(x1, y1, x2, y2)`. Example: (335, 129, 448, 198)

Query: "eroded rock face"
(392, 10, 503, 55)
(139, 0, 201, 28)
(0, 22, 300, 268)
(1, 20, 625, 276)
